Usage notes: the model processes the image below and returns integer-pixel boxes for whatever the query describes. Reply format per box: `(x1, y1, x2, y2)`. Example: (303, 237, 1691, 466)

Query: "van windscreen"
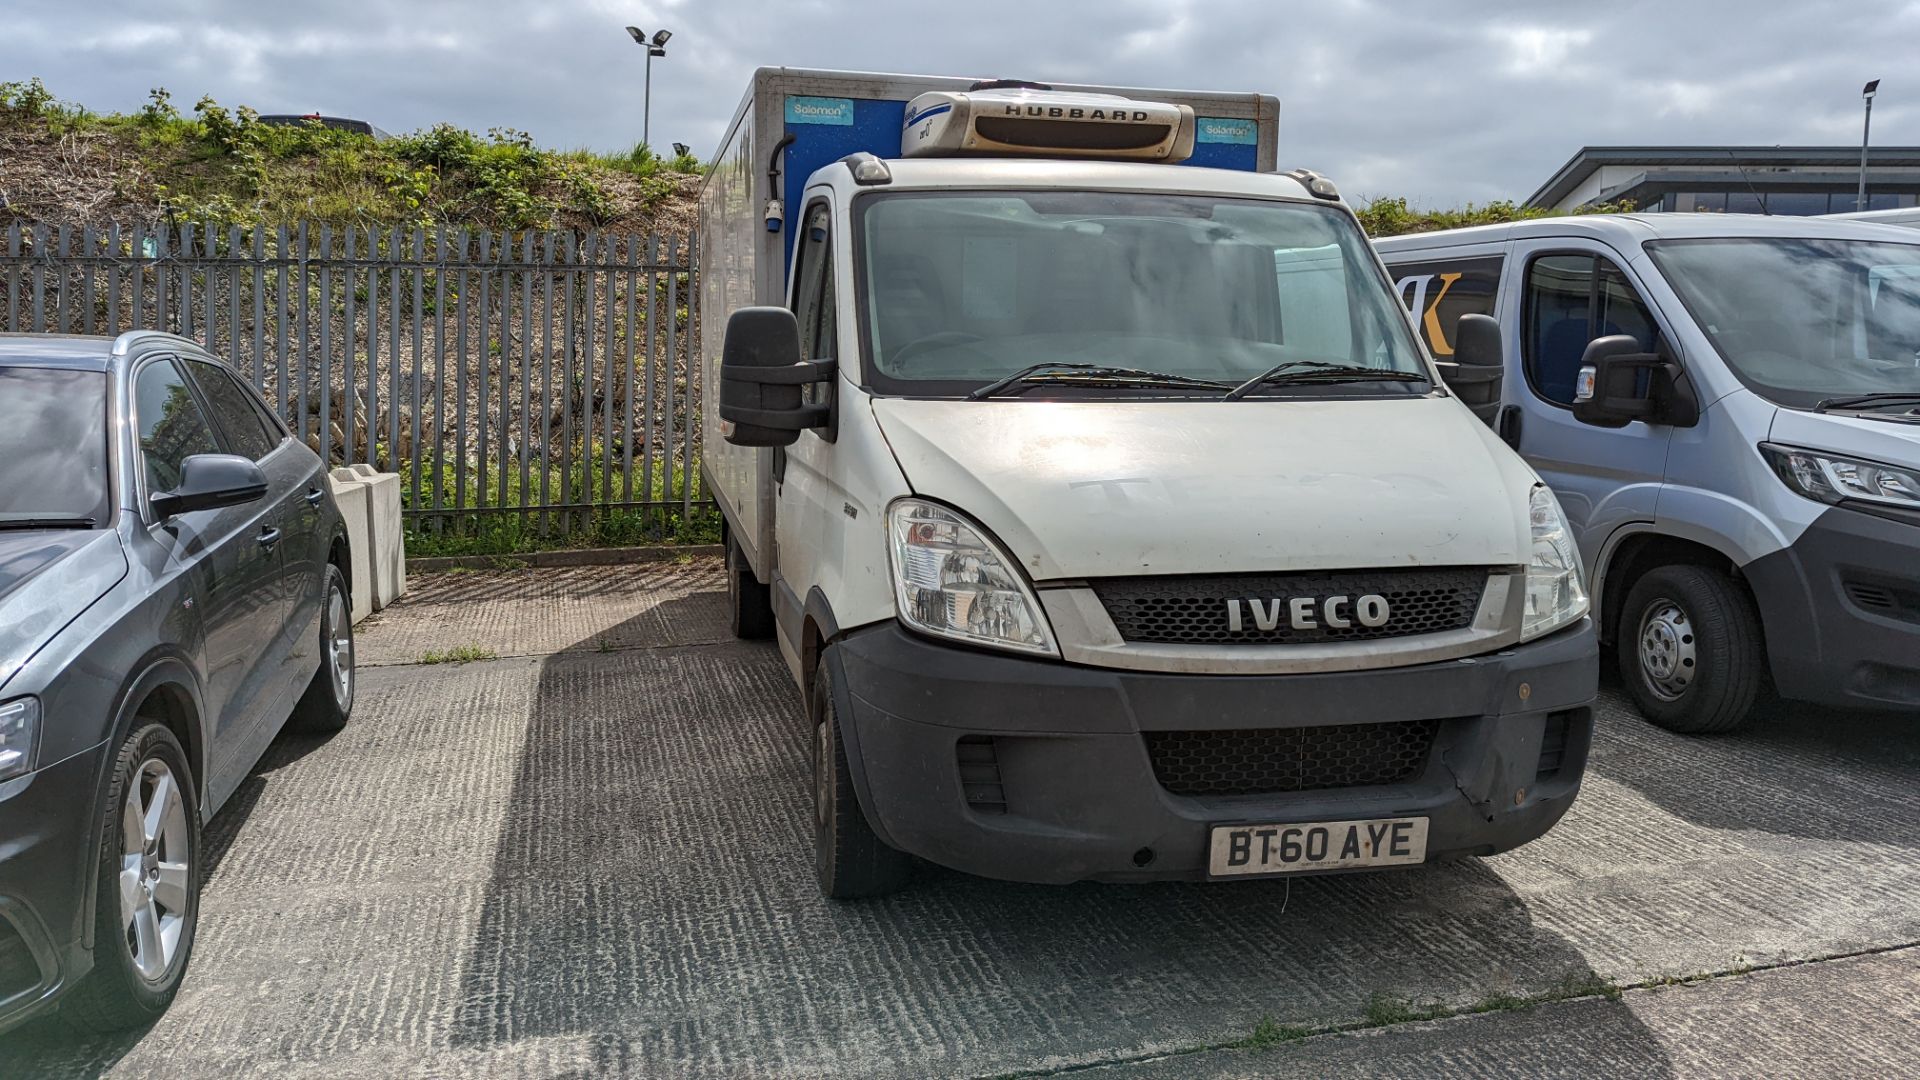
(1647, 236, 1920, 409)
(854, 191, 1428, 398)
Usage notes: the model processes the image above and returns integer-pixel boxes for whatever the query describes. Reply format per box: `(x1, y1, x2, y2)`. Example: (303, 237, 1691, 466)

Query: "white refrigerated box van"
(698, 69, 1597, 897)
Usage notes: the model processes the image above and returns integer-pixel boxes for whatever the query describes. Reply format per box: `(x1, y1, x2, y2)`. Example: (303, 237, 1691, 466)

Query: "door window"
(187, 361, 280, 461)
(134, 359, 221, 496)
(792, 201, 836, 403)
(1389, 256, 1503, 360)
(1523, 253, 1662, 405)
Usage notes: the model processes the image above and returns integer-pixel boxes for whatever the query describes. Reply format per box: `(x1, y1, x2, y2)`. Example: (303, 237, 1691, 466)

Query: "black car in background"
(0, 331, 355, 1033)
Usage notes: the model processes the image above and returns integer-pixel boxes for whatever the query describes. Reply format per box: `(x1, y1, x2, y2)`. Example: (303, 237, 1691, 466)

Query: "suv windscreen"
(1647, 237, 1920, 408)
(855, 191, 1428, 397)
(0, 367, 112, 527)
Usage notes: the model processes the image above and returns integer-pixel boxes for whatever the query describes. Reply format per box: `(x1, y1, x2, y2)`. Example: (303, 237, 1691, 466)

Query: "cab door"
(770, 195, 844, 644)
(1501, 240, 1678, 565)
(132, 358, 282, 782)
(183, 359, 316, 706)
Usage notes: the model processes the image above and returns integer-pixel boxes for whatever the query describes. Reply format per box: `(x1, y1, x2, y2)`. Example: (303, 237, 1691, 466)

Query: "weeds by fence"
(0, 220, 713, 548)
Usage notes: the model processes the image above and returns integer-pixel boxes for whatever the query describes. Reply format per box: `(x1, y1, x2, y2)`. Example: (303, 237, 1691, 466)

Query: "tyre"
(291, 563, 354, 733)
(60, 723, 200, 1033)
(726, 534, 776, 641)
(1618, 564, 1765, 734)
(811, 656, 911, 899)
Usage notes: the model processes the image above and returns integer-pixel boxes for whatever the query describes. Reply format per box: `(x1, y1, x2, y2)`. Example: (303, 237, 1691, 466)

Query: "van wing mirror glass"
(1571, 334, 1697, 428)
(718, 306, 835, 447)
(1433, 313, 1504, 427)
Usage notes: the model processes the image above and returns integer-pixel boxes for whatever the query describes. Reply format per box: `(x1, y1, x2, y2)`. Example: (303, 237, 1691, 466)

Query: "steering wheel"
(891, 332, 987, 365)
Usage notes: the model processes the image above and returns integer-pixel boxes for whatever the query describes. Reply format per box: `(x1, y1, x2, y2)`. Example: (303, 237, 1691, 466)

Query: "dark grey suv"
(0, 331, 355, 1034)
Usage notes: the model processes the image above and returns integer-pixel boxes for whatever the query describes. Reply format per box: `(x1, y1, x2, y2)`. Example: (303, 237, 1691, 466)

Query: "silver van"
(1378, 215, 1920, 732)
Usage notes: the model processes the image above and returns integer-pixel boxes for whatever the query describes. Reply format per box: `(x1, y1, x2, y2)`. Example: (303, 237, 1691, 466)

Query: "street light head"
(649, 47, 666, 57)
(652, 29, 672, 46)
(625, 26, 646, 44)
(1864, 79, 1880, 99)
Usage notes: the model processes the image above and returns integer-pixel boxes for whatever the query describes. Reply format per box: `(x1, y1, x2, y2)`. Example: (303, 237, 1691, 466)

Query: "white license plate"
(1207, 816, 1429, 877)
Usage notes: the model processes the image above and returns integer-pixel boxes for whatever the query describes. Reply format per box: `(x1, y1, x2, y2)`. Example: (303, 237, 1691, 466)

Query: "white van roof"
(1372, 212, 1920, 256)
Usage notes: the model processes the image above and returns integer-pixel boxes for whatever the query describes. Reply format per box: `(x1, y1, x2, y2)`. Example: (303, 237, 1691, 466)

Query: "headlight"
(887, 499, 1058, 656)
(0, 697, 39, 782)
(1522, 486, 1589, 641)
(1762, 444, 1920, 510)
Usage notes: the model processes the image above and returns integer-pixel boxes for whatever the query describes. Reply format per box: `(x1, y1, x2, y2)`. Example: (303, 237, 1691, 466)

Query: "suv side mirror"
(1571, 335, 1699, 428)
(151, 454, 268, 519)
(1433, 313, 1505, 426)
(718, 306, 835, 447)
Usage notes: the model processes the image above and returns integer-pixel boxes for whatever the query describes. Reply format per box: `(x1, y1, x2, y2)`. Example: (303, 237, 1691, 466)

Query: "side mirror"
(1571, 335, 1698, 428)
(1433, 313, 1505, 426)
(718, 306, 835, 447)
(151, 454, 267, 520)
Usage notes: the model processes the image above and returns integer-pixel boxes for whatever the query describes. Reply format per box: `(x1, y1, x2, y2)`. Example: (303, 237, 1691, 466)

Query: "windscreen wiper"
(0, 517, 96, 530)
(1813, 392, 1920, 413)
(1224, 360, 1429, 401)
(967, 363, 1231, 400)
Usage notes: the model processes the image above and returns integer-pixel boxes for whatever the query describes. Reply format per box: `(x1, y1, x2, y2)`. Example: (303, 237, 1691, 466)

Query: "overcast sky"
(9, 0, 1917, 206)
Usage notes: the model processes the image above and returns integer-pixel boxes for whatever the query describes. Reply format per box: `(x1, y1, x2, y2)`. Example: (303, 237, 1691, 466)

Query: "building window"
(1766, 192, 1829, 216)
(1674, 192, 1727, 213)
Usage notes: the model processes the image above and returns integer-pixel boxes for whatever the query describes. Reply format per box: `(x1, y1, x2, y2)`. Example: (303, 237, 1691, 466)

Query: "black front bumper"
(829, 619, 1598, 884)
(1745, 503, 1920, 710)
(0, 742, 108, 1035)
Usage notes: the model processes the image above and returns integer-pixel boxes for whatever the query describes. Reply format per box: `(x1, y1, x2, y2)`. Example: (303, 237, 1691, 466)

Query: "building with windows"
(1526, 146, 1920, 216)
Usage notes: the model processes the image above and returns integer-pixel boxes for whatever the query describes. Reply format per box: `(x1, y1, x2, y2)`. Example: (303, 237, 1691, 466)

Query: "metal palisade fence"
(0, 220, 706, 544)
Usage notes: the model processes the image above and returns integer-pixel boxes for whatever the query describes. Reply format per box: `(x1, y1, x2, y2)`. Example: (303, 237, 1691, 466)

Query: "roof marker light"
(842, 152, 893, 186)
(1287, 168, 1341, 201)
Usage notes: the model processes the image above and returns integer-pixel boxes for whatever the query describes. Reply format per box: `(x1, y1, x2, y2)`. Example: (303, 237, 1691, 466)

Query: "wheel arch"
(1593, 526, 1752, 644)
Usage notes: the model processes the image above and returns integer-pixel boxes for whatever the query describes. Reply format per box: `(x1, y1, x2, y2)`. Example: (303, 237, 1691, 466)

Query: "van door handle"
(305, 487, 325, 506)
(1496, 405, 1523, 450)
(257, 526, 282, 551)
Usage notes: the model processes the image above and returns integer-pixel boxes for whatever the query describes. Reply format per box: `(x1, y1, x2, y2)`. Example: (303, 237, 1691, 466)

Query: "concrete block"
(348, 464, 407, 610)
(327, 468, 375, 624)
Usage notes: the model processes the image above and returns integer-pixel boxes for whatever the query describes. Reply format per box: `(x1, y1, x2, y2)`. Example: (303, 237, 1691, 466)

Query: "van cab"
(701, 70, 1598, 898)
(1379, 215, 1920, 732)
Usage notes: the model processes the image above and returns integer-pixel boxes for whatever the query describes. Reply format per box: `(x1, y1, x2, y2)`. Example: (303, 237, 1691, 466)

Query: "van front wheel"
(726, 534, 775, 640)
(811, 656, 912, 899)
(1618, 565, 1764, 734)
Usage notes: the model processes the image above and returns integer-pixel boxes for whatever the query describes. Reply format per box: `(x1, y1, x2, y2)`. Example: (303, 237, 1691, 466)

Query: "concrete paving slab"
(1086, 947, 1920, 1079)
(5, 564, 1916, 1078)
(353, 560, 729, 664)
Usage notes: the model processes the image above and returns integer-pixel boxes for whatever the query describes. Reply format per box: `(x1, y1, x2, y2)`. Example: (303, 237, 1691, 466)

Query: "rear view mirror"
(1433, 313, 1505, 426)
(151, 454, 267, 519)
(718, 307, 834, 447)
(1571, 335, 1698, 428)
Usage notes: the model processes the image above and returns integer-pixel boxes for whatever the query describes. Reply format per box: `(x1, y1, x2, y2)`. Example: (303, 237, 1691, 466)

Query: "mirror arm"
(731, 359, 836, 387)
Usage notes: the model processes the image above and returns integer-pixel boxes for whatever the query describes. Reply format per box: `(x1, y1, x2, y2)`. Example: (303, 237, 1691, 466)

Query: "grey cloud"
(7, 0, 1916, 205)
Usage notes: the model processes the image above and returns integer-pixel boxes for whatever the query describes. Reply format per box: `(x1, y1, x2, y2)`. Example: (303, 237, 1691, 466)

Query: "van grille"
(1144, 720, 1440, 797)
(1091, 568, 1489, 645)
(1846, 581, 1920, 624)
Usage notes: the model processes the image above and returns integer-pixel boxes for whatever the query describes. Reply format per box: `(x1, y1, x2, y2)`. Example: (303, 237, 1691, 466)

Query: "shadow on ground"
(0, 724, 342, 1075)
(443, 598, 1674, 1077)
(1585, 666, 1920, 847)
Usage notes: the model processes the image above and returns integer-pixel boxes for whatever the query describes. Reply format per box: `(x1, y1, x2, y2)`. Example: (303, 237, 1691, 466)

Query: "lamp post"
(1857, 79, 1880, 212)
(624, 26, 672, 150)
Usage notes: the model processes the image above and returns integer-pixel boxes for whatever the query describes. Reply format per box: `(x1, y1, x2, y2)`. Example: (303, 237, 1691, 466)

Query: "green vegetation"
(417, 644, 497, 665)
(1240, 1017, 1314, 1048)
(395, 446, 720, 557)
(0, 77, 698, 232)
(1355, 195, 1637, 238)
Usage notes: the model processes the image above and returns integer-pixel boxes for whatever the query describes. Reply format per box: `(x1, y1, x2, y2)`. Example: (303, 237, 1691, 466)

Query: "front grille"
(1536, 711, 1576, 779)
(1091, 568, 1489, 645)
(956, 735, 1007, 814)
(1846, 580, 1920, 624)
(1144, 720, 1441, 797)
(0, 916, 42, 1000)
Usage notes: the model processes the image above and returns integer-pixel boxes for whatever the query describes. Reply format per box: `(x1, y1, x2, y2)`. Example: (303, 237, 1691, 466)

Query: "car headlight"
(1522, 486, 1589, 642)
(0, 697, 39, 782)
(1762, 444, 1920, 510)
(887, 499, 1058, 656)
